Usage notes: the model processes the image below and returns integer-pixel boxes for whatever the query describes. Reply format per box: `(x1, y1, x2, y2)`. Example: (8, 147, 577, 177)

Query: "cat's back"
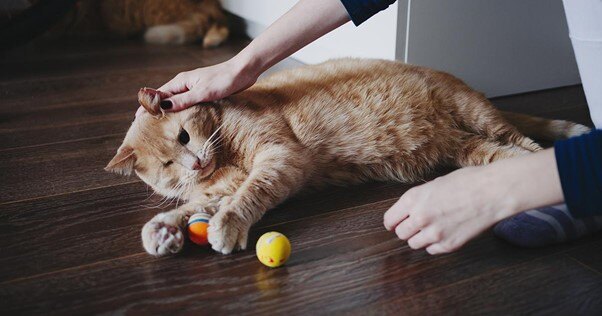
(256, 58, 427, 93)
(243, 58, 439, 123)
(249, 57, 457, 115)
(234, 58, 457, 164)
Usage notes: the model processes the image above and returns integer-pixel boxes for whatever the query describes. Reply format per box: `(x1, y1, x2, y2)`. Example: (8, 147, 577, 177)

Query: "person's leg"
(494, 204, 602, 247)
(494, 0, 602, 247)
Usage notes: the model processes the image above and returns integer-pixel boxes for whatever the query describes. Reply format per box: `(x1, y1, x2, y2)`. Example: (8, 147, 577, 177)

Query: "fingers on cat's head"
(138, 87, 171, 117)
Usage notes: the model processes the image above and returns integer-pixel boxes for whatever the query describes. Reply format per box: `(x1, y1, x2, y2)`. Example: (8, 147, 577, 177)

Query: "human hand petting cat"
(135, 58, 259, 116)
(383, 166, 516, 255)
(156, 58, 260, 112)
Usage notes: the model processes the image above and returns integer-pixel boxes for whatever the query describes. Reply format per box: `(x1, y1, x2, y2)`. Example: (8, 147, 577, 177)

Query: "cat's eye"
(164, 160, 173, 167)
(178, 129, 190, 145)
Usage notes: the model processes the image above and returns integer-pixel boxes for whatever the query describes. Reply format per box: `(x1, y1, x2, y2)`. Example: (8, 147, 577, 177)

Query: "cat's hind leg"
(454, 134, 533, 167)
(447, 88, 543, 153)
(488, 124, 543, 153)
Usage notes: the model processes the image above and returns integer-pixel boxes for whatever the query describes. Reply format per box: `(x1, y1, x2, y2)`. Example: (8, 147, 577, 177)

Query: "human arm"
(383, 148, 565, 255)
(157, 0, 351, 111)
(555, 129, 602, 218)
(340, 0, 397, 25)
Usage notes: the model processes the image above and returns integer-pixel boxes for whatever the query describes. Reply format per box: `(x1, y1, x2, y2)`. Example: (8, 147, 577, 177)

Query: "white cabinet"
(221, 0, 580, 97)
(221, 0, 398, 63)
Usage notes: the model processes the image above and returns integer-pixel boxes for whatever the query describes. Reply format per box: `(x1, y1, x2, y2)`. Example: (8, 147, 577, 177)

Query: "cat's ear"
(138, 87, 171, 117)
(105, 146, 136, 175)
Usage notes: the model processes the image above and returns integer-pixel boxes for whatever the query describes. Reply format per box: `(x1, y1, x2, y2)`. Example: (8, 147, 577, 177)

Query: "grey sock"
(494, 204, 602, 247)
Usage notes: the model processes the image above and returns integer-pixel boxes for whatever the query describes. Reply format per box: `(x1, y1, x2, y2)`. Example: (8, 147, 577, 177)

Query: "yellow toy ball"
(187, 212, 211, 246)
(256, 232, 291, 268)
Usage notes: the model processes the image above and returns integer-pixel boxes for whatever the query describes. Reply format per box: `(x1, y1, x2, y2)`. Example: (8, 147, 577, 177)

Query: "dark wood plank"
(0, 182, 151, 282)
(353, 254, 602, 315)
(0, 67, 188, 111)
(567, 239, 602, 274)
(2, 39, 165, 62)
(491, 85, 587, 115)
(492, 85, 594, 127)
(0, 134, 131, 203)
(0, 38, 249, 82)
(0, 49, 199, 82)
(1, 196, 598, 314)
(0, 97, 135, 149)
(534, 105, 594, 127)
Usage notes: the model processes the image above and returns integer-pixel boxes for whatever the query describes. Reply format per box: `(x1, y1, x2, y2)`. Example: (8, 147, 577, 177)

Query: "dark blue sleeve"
(340, 0, 397, 26)
(554, 129, 602, 218)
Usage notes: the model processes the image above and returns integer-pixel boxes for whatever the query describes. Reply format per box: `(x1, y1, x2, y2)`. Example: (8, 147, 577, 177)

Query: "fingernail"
(160, 100, 172, 110)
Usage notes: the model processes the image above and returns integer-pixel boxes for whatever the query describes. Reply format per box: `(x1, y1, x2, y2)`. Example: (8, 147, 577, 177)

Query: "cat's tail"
(501, 111, 591, 141)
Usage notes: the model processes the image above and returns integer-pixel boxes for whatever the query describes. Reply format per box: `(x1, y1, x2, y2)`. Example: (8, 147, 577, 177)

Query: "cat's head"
(105, 90, 222, 199)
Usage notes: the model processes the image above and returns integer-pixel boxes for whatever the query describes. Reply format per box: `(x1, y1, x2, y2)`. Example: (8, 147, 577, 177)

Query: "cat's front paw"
(141, 212, 185, 256)
(208, 205, 250, 255)
(144, 25, 186, 45)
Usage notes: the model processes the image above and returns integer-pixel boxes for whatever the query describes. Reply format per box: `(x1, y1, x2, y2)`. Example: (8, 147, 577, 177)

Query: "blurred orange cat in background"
(34, 0, 229, 47)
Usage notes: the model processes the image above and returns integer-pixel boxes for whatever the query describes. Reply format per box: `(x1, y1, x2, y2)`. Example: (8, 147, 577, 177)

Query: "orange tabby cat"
(38, 0, 229, 47)
(106, 58, 589, 256)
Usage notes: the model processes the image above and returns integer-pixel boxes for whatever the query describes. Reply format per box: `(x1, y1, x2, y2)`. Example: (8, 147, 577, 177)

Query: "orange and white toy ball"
(187, 213, 211, 246)
(256, 232, 291, 268)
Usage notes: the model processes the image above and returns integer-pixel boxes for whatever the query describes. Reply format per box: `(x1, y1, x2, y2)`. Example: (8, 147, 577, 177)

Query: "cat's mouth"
(196, 158, 216, 179)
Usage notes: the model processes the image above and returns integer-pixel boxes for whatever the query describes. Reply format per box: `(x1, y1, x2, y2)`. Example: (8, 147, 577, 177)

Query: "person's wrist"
(476, 163, 523, 222)
(483, 162, 524, 221)
(231, 49, 264, 80)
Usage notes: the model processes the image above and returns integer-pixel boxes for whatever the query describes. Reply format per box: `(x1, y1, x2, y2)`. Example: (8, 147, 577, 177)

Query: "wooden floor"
(1, 38, 601, 315)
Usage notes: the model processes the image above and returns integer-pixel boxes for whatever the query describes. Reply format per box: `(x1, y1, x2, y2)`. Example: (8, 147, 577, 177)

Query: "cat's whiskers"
(175, 182, 184, 208)
(198, 123, 224, 159)
(142, 186, 157, 202)
(153, 189, 177, 208)
(205, 142, 223, 156)
(175, 172, 196, 207)
(149, 196, 170, 209)
(152, 180, 186, 208)
(207, 131, 224, 150)
(206, 123, 224, 145)
(200, 136, 224, 162)
(166, 184, 185, 207)
(207, 133, 223, 150)
(183, 183, 191, 203)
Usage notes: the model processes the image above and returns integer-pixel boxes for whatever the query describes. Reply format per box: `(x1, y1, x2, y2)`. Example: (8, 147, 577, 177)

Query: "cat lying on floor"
(106, 58, 590, 256)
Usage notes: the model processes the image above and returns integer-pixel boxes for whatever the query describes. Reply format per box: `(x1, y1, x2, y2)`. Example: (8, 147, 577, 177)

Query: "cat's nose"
(191, 159, 203, 170)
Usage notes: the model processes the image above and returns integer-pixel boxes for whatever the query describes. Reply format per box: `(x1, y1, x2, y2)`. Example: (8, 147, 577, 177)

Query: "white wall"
(222, 0, 580, 97)
(398, 0, 580, 97)
(221, 0, 398, 63)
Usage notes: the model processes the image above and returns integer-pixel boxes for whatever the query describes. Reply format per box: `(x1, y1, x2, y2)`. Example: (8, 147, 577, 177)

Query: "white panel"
(401, 0, 580, 97)
(395, 0, 410, 62)
(221, 0, 296, 23)
(221, 0, 398, 63)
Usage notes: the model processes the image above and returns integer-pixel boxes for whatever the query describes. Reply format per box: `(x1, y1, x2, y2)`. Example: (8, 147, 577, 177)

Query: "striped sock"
(493, 204, 602, 247)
